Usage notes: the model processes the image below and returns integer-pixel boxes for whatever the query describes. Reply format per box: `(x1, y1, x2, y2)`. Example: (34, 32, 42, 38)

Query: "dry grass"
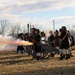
(0, 49, 75, 75)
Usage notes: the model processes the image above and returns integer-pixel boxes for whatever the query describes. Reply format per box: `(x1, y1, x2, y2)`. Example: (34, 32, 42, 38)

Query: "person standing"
(48, 31, 55, 57)
(30, 28, 42, 60)
(17, 33, 25, 54)
(67, 30, 74, 58)
(54, 30, 60, 49)
(33, 29, 42, 60)
(59, 26, 69, 60)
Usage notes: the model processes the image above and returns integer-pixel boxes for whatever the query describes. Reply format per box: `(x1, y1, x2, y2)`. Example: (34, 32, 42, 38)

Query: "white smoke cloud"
(0, 35, 33, 51)
(0, 35, 17, 51)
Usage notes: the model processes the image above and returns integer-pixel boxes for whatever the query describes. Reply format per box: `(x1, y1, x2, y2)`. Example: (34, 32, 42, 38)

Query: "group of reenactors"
(17, 26, 75, 60)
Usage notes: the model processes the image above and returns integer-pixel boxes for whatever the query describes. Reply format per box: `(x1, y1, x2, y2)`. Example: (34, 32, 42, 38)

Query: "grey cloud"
(0, 0, 75, 13)
(0, 1, 60, 13)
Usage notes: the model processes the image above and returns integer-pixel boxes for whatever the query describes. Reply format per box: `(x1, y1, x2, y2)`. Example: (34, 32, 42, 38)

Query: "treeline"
(0, 20, 27, 37)
(0, 19, 75, 39)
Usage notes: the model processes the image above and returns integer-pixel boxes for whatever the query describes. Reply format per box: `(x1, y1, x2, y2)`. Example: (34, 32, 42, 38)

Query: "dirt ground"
(0, 49, 75, 75)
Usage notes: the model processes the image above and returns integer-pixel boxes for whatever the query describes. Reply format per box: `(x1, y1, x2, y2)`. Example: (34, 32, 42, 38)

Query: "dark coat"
(48, 34, 55, 47)
(33, 34, 42, 53)
(54, 34, 59, 47)
(17, 45, 24, 50)
(60, 31, 69, 49)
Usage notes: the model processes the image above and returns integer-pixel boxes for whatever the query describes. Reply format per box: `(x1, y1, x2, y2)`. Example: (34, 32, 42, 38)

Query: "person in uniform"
(33, 29, 42, 60)
(67, 30, 74, 58)
(48, 31, 55, 57)
(59, 26, 69, 60)
(30, 28, 42, 60)
(54, 30, 60, 49)
(17, 33, 25, 54)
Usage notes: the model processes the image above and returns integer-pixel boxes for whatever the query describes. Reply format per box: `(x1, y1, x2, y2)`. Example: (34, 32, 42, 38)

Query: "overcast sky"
(0, 0, 75, 31)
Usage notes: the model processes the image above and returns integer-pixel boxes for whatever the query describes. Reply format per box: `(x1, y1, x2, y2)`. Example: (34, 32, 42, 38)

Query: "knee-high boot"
(62, 54, 65, 58)
(37, 56, 40, 60)
(65, 54, 69, 60)
(60, 54, 63, 60)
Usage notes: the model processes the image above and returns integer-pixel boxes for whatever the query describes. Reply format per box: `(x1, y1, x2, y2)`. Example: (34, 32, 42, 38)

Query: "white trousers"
(36, 53, 41, 56)
(59, 49, 70, 54)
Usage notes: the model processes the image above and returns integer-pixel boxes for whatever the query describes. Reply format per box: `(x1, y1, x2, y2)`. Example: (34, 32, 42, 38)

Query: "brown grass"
(0, 49, 75, 75)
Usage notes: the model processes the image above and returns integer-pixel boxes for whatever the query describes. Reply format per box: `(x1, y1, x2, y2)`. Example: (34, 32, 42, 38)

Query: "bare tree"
(0, 20, 9, 36)
(22, 25, 27, 34)
(16, 23, 21, 35)
(10, 23, 21, 37)
(10, 25, 16, 36)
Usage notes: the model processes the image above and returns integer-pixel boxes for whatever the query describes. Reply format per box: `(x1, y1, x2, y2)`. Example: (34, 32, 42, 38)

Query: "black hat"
(62, 26, 66, 30)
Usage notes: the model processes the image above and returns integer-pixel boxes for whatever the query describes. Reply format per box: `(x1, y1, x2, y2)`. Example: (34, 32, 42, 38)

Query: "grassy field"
(0, 49, 75, 75)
